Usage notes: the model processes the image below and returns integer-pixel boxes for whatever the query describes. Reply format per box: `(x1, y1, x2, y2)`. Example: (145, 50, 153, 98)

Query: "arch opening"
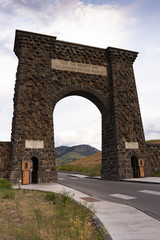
(54, 95, 102, 169)
(131, 156, 140, 178)
(52, 86, 115, 180)
(31, 157, 38, 183)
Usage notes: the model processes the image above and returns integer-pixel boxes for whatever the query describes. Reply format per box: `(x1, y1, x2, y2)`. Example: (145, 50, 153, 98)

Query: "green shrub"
(0, 178, 12, 189)
(44, 191, 74, 205)
(57, 164, 73, 171)
(44, 192, 58, 204)
(60, 191, 74, 205)
(152, 170, 160, 177)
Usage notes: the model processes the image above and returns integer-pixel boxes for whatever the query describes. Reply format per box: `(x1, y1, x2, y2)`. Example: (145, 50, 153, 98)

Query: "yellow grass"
(0, 188, 105, 240)
(57, 152, 102, 176)
(69, 152, 102, 167)
(146, 139, 160, 144)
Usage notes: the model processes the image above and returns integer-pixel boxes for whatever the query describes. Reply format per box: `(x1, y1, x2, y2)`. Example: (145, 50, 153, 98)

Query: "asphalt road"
(58, 172, 160, 221)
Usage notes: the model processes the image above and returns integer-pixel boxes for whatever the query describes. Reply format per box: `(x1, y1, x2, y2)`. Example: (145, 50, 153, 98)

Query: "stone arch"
(22, 150, 44, 184)
(127, 151, 140, 178)
(9, 30, 147, 183)
(23, 150, 44, 162)
(52, 84, 108, 115)
(127, 150, 140, 160)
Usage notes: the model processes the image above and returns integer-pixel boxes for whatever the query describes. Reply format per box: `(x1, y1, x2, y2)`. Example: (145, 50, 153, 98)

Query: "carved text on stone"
(25, 140, 44, 149)
(51, 59, 107, 76)
(125, 142, 139, 149)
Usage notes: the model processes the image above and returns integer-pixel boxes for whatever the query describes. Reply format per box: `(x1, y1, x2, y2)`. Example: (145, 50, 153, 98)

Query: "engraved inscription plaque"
(25, 140, 44, 149)
(125, 142, 139, 149)
(51, 59, 107, 76)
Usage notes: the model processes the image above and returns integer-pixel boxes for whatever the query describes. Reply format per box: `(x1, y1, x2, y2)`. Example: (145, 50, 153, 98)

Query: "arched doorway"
(31, 157, 38, 183)
(131, 156, 140, 178)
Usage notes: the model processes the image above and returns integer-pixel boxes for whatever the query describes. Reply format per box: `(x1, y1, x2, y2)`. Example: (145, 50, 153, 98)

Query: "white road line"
(139, 190, 160, 196)
(58, 178, 64, 180)
(109, 193, 137, 200)
(68, 174, 88, 178)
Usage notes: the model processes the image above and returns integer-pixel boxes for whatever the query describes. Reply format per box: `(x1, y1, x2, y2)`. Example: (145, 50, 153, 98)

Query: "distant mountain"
(56, 152, 85, 166)
(55, 146, 70, 158)
(55, 144, 100, 166)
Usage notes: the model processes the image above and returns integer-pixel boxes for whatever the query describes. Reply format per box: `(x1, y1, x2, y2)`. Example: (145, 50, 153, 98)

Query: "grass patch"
(1, 189, 15, 199)
(152, 170, 160, 177)
(57, 163, 101, 176)
(0, 185, 105, 240)
(0, 178, 12, 189)
(0, 178, 15, 200)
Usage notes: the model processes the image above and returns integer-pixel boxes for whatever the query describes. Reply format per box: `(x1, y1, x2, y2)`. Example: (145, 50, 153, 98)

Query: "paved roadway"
(58, 172, 160, 221)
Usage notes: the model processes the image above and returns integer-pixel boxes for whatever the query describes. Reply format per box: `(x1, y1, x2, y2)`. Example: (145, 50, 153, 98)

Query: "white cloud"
(55, 128, 101, 149)
(54, 96, 101, 149)
(144, 115, 160, 141)
(0, 53, 17, 141)
(0, 0, 136, 48)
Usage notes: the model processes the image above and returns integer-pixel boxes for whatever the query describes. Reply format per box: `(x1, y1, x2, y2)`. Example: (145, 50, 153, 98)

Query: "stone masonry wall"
(10, 31, 57, 184)
(0, 142, 12, 179)
(8, 30, 160, 183)
(145, 144, 160, 174)
(104, 48, 146, 179)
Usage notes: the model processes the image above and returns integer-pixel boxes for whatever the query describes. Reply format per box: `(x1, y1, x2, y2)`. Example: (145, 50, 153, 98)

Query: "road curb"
(121, 180, 160, 184)
(91, 212, 113, 240)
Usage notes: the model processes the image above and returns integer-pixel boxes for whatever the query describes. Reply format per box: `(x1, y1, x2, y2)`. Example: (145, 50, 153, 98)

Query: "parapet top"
(14, 29, 138, 63)
(14, 29, 57, 42)
(14, 29, 57, 57)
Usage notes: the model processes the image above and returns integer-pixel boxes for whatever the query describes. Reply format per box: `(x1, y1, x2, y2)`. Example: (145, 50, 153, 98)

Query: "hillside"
(55, 144, 100, 158)
(146, 139, 160, 144)
(57, 152, 102, 176)
(69, 152, 102, 166)
(55, 144, 100, 166)
(56, 152, 85, 166)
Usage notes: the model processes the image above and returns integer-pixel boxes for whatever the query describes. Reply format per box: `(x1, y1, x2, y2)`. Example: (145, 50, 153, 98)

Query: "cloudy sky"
(0, 0, 160, 150)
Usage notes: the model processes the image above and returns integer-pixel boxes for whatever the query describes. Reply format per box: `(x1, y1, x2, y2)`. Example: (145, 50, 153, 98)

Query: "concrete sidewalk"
(122, 177, 160, 184)
(14, 179, 160, 240)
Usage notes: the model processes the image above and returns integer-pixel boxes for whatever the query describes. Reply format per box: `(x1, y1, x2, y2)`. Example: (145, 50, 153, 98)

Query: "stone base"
(10, 169, 57, 185)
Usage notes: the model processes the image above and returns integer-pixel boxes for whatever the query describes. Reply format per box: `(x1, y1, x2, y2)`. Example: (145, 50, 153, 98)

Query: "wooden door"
(23, 170, 30, 185)
(22, 161, 31, 184)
